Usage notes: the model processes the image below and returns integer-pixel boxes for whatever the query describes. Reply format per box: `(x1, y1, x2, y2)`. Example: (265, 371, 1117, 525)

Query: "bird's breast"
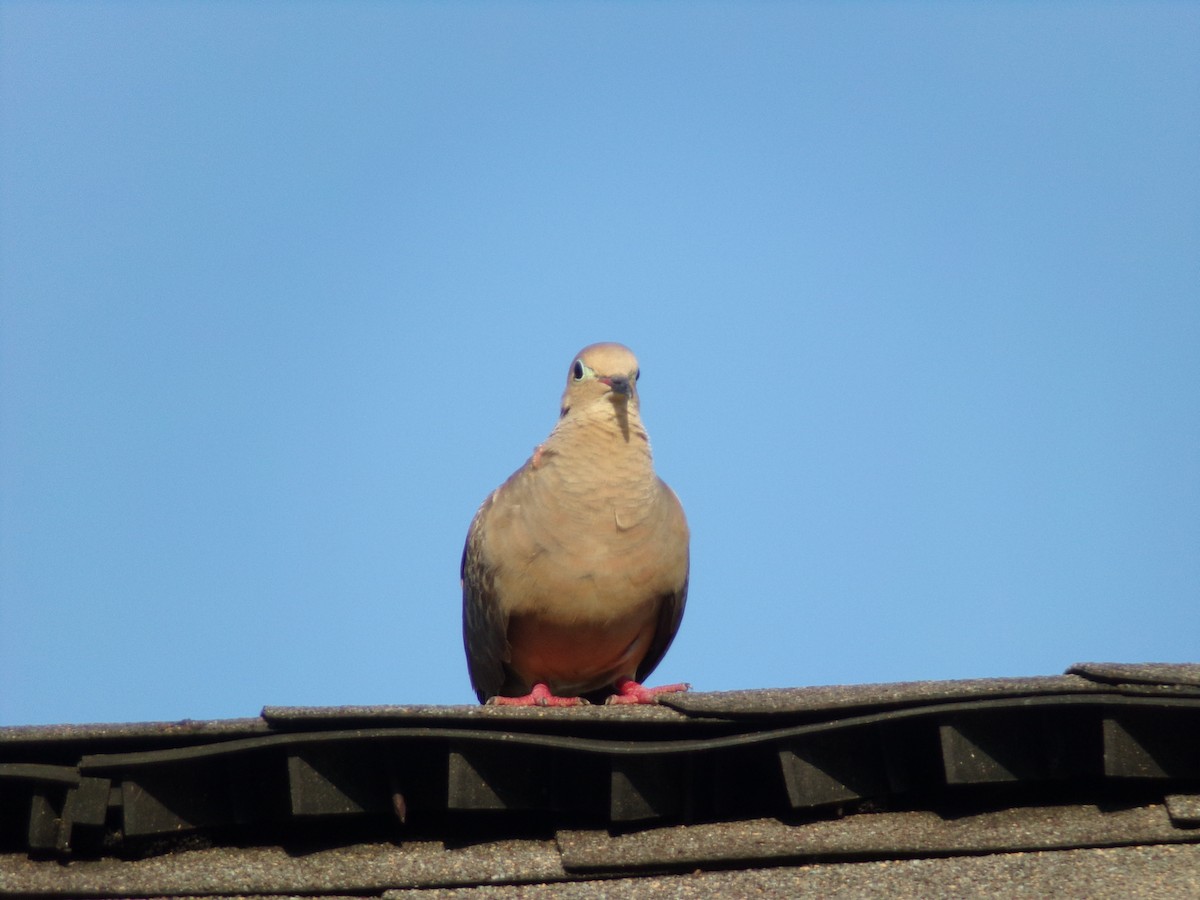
(490, 487, 680, 620)
(483, 430, 686, 623)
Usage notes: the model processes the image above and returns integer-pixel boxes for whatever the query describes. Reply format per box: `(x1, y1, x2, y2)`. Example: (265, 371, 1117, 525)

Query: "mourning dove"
(461, 342, 689, 706)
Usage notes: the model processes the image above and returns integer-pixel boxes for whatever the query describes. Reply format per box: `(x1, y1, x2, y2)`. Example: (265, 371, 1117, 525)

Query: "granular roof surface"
(1, 663, 1197, 898)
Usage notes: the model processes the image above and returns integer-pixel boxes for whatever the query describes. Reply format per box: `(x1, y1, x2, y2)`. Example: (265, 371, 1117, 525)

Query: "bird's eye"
(572, 360, 585, 381)
(634, 368, 641, 382)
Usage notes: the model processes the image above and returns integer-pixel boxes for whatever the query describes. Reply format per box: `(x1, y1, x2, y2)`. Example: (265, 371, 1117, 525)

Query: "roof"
(2, 662, 1198, 897)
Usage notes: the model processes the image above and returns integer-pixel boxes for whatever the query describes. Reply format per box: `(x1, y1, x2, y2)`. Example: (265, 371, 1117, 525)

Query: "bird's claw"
(605, 679, 691, 705)
(487, 683, 589, 707)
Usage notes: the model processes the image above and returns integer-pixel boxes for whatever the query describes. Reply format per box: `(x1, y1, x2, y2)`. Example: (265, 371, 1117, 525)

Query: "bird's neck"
(544, 403, 655, 479)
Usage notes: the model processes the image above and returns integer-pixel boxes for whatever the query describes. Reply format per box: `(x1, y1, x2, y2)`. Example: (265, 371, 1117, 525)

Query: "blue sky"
(2, 3, 1197, 726)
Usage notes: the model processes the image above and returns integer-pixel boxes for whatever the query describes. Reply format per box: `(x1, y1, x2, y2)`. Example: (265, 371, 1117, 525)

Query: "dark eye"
(572, 360, 585, 381)
(634, 368, 641, 382)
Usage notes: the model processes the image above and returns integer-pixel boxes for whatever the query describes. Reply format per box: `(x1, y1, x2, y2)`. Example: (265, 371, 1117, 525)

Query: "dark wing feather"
(460, 496, 510, 703)
(634, 479, 690, 684)
(635, 573, 688, 684)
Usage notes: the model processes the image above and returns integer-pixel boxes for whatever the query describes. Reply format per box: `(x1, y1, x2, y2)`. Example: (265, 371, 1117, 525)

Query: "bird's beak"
(601, 375, 632, 397)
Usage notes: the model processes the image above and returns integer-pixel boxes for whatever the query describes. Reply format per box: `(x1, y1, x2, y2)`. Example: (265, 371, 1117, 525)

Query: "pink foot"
(487, 683, 587, 707)
(605, 678, 691, 705)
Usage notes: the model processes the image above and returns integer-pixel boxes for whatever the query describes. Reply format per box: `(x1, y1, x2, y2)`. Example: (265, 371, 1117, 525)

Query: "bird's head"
(559, 342, 642, 420)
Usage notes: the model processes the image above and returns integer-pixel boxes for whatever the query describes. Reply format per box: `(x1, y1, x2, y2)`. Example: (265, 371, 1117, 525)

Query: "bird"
(461, 342, 689, 706)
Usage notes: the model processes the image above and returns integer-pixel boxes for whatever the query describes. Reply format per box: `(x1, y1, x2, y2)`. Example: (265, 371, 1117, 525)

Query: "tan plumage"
(461, 343, 689, 705)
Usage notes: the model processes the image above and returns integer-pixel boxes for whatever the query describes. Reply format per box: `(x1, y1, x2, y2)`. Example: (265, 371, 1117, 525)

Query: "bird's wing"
(460, 491, 511, 703)
(634, 479, 690, 683)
